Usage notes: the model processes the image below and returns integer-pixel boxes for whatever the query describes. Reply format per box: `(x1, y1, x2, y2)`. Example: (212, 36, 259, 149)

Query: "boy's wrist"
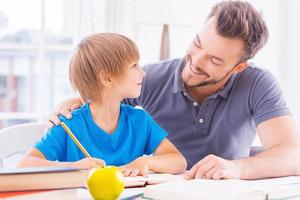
(143, 156, 153, 170)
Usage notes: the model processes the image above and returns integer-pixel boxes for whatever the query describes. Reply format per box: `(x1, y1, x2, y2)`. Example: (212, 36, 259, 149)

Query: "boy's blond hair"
(69, 33, 140, 102)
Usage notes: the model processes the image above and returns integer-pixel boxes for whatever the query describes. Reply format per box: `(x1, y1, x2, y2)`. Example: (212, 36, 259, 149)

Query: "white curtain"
(277, 0, 300, 124)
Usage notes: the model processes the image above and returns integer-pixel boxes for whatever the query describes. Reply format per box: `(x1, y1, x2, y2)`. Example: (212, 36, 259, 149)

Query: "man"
(49, 1, 300, 180)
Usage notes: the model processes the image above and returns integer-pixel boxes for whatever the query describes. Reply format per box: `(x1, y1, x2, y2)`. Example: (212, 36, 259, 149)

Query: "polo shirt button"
(193, 102, 198, 106)
(183, 92, 187, 96)
(199, 118, 204, 123)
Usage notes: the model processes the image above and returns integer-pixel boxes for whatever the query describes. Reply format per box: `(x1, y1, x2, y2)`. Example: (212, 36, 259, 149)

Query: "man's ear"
(99, 73, 113, 87)
(233, 61, 248, 73)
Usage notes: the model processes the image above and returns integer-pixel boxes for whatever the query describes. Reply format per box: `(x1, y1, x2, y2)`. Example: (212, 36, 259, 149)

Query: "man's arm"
(47, 97, 138, 129)
(235, 115, 300, 179)
(185, 115, 300, 180)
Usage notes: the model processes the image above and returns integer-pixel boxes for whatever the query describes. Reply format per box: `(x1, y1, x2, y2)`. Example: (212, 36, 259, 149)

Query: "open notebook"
(124, 173, 184, 187)
(143, 176, 300, 200)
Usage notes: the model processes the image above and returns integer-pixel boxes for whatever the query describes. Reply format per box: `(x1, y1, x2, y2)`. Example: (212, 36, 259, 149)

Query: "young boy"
(18, 33, 187, 176)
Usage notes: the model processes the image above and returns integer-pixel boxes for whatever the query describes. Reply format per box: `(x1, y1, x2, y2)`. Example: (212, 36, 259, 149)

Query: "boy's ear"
(233, 61, 248, 73)
(99, 73, 113, 87)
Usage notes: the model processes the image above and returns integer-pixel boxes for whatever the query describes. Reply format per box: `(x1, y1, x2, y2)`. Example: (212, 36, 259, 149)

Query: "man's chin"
(185, 80, 209, 88)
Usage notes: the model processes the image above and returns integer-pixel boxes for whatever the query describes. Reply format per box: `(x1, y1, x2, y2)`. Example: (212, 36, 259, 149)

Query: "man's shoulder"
(238, 63, 276, 86)
(140, 58, 183, 94)
(143, 58, 182, 79)
(233, 63, 281, 103)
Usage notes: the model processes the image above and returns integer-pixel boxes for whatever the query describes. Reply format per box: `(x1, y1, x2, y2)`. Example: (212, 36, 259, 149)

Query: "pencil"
(60, 122, 92, 158)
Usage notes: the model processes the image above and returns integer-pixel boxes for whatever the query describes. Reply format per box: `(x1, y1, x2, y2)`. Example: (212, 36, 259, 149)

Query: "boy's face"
(115, 60, 145, 99)
(181, 17, 247, 88)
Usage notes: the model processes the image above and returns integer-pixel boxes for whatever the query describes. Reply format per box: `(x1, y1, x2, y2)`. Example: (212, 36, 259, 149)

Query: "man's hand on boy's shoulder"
(46, 97, 83, 129)
(47, 107, 72, 129)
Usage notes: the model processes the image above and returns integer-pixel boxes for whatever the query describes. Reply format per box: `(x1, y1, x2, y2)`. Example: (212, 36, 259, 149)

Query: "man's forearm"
(235, 143, 300, 179)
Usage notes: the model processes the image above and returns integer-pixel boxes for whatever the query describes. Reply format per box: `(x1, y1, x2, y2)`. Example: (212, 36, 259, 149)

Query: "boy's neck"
(89, 98, 121, 134)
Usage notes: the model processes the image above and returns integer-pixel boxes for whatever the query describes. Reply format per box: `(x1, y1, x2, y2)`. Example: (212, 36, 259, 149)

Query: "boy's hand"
(120, 157, 151, 177)
(71, 158, 106, 169)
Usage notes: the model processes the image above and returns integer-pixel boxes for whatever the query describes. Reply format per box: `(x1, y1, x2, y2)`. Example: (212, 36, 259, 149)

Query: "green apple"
(87, 166, 124, 200)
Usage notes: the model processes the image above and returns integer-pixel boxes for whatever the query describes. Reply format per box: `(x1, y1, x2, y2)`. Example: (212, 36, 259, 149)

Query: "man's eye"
(193, 40, 201, 49)
(210, 57, 221, 65)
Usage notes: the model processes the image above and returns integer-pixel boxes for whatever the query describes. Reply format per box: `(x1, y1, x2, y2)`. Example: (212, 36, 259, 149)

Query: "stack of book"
(0, 167, 89, 192)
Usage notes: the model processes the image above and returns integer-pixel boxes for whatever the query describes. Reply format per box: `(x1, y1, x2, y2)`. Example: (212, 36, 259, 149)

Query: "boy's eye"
(132, 64, 137, 68)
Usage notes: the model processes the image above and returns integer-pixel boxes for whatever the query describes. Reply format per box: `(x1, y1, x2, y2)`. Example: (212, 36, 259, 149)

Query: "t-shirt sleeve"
(34, 118, 67, 161)
(250, 70, 290, 126)
(143, 111, 168, 155)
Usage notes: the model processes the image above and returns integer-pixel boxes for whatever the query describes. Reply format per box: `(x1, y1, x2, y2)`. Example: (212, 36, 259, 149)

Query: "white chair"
(0, 122, 45, 168)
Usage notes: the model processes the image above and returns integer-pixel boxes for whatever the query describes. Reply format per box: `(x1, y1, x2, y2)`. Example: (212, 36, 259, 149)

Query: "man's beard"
(190, 70, 232, 87)
(185, 55, 234, 88)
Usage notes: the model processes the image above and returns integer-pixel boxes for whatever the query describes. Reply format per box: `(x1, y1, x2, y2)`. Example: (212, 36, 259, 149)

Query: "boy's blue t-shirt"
(35, 103, 168, 166)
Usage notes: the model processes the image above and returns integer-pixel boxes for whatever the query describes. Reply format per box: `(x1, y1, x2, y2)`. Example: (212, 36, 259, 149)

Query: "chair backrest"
(0, 122, 45, 168)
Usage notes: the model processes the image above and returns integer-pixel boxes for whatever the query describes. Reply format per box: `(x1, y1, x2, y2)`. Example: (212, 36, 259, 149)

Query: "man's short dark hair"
(207, 0, 269, 61)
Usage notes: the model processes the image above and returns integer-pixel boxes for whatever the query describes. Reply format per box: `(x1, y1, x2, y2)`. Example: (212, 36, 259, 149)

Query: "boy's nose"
(140, 68, 146, 77)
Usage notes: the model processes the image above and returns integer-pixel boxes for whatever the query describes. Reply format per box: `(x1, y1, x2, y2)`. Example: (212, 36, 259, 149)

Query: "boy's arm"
(149, 139, 187, 174)
(17, 147, 105, 169)
(120, 139, 187, 176)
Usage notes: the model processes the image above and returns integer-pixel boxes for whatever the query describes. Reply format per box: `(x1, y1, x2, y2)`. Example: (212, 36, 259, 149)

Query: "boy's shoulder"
(58, 103, 89, 125)
(120, 104, 150, 119)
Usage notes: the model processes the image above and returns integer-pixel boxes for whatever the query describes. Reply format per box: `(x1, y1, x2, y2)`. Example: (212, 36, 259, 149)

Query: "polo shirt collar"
(216, 73, 237, 99)
(171, 58, 238, 99)
(172, 58, 186, 94)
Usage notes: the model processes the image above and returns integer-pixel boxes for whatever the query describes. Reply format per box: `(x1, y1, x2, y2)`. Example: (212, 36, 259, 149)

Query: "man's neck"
(185, 78, 228, 103)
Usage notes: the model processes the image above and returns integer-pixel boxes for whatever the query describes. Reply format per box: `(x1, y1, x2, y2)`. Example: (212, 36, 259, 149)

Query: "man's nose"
(192, 52, 206, 67)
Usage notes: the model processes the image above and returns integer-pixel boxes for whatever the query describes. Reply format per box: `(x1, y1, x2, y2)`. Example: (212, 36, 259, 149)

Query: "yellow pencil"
(61, 122, 91, 158)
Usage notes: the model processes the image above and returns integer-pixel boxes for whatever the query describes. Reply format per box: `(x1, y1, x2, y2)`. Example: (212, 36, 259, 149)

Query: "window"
(0, 0, 75, 128)
(0, 0, 134, 128)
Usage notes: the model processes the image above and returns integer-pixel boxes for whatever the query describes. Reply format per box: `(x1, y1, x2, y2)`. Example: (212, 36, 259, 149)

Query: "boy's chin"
(127, 92, 141, 99)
